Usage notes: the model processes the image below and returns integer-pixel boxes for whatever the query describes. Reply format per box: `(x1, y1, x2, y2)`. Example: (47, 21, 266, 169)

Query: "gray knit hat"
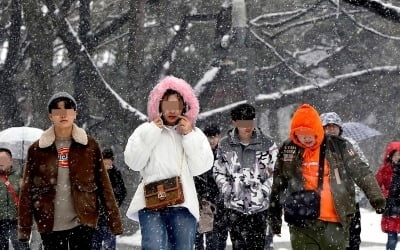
(320, 112, 343, 127)
(47, 92, 77, 112)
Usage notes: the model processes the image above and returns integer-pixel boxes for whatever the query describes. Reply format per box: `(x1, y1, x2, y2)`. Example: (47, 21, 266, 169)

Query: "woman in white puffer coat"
(124, 76, 214, 250)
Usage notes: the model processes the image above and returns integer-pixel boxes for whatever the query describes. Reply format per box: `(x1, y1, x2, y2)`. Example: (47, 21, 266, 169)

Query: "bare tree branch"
(43, 0, 147, 121)
(144, 13, 218, 85)
(333, 0, 400, 40)
(89, 11, 131, 48)
(344, 0, 400, 22)
(263, 10, 363, 39)
(250, 29, 308, 79)
(198, 65, 400, 120)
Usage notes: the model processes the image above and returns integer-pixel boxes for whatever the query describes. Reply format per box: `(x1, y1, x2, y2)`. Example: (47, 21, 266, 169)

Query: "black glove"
(376, 208, 385, 214)
(370, 198, 386, 211)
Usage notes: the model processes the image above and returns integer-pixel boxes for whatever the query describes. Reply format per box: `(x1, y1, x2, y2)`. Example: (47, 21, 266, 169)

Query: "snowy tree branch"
(334, 0, 400, 40)
(256, 65, 400, 101)
(145, 13, 218, 85)
(198, 100, 247, 120)
(89, 11, 131, 48)
(43, 0, 148, 121)
(344, 0, 400, 22)
(65, 20, 148, 121)
(266, 10, 363, 39)
(198, 65, 400, 120)
(250, 8, 309, 27)
(194, 67, 220, 95)
(250, 29, 308, 79)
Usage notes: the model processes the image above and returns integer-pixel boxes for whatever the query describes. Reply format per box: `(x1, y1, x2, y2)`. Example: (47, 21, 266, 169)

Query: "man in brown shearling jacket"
(18, 92, 123, 250)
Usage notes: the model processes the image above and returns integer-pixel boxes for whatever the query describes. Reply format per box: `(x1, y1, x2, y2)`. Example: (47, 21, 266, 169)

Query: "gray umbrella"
(342, 122, 382, 142)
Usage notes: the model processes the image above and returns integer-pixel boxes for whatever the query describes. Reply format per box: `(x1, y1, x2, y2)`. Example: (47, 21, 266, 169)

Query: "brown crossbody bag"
(144, 150, 185, 210)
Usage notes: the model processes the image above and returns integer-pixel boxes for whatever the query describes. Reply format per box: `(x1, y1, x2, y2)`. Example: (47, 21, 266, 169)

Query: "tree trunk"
(22, 0, 54, 129)
(127, 0, 146, 111)
(73, 0, 92, 128)
(0, 0, 23, 129)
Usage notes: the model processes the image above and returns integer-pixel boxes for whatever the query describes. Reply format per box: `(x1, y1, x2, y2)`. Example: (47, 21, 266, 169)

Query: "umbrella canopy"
(0, 127, 43, 159)
(342, 122, 382, 142)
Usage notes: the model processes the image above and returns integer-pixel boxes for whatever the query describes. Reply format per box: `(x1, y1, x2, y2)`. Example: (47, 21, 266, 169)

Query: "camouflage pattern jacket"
(213, 128, 278, 214)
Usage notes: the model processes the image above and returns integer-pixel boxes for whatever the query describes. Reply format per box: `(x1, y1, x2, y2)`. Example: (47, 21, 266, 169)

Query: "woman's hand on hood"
(178, 115, 192, 135)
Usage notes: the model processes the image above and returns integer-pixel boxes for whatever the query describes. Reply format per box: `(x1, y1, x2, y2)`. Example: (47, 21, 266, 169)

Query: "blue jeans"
(139, 207, 196, 250)
(387, 231, 398, 250)
(91, 214, 116, 250)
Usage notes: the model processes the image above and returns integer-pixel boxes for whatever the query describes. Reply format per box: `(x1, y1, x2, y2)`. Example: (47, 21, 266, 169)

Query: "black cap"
(102, 148, 114, 160)
(0, 148, 12, 158)
(203, 124, 221, 137)
(231, 103, 255, 121)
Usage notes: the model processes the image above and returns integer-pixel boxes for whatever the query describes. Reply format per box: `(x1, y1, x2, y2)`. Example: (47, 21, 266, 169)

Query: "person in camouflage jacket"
(214, 104, 278, 250)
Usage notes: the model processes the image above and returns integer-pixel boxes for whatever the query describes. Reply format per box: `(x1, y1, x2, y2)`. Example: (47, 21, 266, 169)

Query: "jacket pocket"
(31, 185, 53, 201)
(75, 182, 98, 192)
(30, 185, 54, 222)
(73, 182, 98, 215)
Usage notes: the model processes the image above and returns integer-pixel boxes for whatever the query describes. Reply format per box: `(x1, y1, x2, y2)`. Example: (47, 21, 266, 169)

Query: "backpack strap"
(317, 138, 326, 191)
(0, 174, 19, 206)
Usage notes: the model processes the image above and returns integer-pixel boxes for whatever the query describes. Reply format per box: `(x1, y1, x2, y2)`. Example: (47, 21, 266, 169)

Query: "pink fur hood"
(147, 76, 200, 126)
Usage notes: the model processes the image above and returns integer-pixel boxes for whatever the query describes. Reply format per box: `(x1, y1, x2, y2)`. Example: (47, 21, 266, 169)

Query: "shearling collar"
(39, 123, 88, 148)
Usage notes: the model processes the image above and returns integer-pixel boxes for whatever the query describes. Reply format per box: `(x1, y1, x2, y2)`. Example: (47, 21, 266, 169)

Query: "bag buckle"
(157, 184, 167, 200)
(157, 191, 167, 200)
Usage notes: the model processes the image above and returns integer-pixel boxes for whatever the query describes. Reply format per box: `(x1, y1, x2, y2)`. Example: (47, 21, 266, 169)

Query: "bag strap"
(143, 148, 185, 186)
(317, 139, 326, 191)
(179, 148, 185, 177)
(0, 174, 19, 206)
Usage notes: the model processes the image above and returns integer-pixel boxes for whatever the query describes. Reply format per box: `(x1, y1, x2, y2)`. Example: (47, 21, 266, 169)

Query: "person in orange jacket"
(269, 104, 385, 250)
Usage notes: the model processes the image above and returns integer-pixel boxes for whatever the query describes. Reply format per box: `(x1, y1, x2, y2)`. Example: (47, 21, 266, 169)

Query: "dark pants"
(0, 219, 30, 250)
(347, 203, 361, 250)
(91, 215, 116, 250)
(264, 225, 274, 250)
(40, 225, 94, 250)
(289, 220, 347, 250)
(387, 231, 398, 250)
(226, 209, 268, 250)
(211, 203, 229, 250)
(194, 231, 214, 250)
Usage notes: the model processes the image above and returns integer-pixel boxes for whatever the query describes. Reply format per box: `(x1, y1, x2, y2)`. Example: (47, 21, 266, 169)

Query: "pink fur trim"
(147, 76, 200, 126)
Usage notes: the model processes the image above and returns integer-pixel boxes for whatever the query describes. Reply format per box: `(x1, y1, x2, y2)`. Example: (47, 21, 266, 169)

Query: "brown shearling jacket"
(18, 124, 123, 240)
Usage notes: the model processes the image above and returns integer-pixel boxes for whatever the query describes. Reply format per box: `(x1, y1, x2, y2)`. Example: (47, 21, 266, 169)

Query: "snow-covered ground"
(117, 208, 387, 249)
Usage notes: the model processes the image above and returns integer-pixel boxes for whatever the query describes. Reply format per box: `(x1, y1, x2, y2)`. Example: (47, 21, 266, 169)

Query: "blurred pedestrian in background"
(194, 124, 223, 250)
(91, 148, 126, 250)
(0, 147, 29, 250)
(320, 112, 368, 250)
(376, 141, 400, 250)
